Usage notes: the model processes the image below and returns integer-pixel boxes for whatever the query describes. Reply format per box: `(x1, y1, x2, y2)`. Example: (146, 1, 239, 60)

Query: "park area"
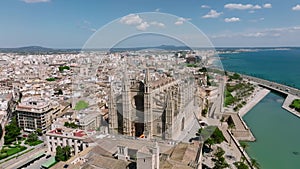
(0, 144, 27, 160)
(289, 99, 300, 112)
(75, 100, 89, 110)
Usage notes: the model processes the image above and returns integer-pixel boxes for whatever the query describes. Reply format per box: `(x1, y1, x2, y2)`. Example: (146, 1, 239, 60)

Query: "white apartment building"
(15, 96, 61, 132)
(46, 127, 91, 155)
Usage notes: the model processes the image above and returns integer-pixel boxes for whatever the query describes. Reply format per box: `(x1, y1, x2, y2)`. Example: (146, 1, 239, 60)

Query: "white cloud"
(202, 10, 223, 18)
(78, 20, 97, 32)
(120, 14, 165, 31)
(263, 3, 272, 8)
(201, 5, 210, 9)
(224, 3, 261, 10)
(243, 32, 266, 37)
(150, 21, 165, 28)
(211, 26, 300, 39)
(174, 17, 191, 25)
(120, 14, 143, 25)
(292, 5, 300, 11)
(136, 22, 149, 31)
(22, 0, 50, 3)
(253, 5, 262, 9)
(249, 17, 265, 22)
(224, 17, 240, 23)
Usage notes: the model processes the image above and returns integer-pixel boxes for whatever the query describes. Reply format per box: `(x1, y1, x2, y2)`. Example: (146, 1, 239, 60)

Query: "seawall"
(282, 94, 300, 118)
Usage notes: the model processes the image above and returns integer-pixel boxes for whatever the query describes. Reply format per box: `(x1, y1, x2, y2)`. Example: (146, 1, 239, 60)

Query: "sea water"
(219, 48, 300, 169)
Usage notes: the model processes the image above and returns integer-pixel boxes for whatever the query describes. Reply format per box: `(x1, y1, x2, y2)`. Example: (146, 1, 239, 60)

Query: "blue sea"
(219, 48, 300, 89)
(219, 48, 300, 169)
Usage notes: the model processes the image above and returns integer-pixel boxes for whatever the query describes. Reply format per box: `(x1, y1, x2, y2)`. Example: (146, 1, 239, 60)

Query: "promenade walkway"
(228, 71, 300, 119)
(239, 88, 270, 117)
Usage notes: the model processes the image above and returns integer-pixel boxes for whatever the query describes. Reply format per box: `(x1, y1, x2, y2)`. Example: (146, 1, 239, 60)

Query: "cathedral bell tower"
(144, 68, 153, 139)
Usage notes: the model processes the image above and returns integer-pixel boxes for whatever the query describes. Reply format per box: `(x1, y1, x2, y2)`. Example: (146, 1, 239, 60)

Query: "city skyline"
(1, 0, 300, 48)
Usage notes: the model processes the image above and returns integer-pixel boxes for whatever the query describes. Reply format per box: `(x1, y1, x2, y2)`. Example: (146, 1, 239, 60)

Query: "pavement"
(201, 134, 242, 169)
(239, 87, 270, 117)
(282, 94, 300, 118)
(210, 126, 254, 169)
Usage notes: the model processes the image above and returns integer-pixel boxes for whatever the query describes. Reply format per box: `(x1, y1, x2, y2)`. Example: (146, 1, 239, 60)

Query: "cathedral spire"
(145, 68, 151, 93)
(145, 68, 150, 84)
(122, 62, 133, 136)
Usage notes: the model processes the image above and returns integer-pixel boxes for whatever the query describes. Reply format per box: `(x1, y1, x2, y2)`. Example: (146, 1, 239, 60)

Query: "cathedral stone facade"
(109, 68, 197, 141)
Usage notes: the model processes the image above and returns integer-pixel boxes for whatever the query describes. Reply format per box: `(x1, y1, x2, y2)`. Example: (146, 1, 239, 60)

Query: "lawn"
(224, 89, 235, 106)
(25, 139, 43, 146)
(290, 99, 300, 112)
(74, 100, 89, 110)
(0, 145, 27, 160)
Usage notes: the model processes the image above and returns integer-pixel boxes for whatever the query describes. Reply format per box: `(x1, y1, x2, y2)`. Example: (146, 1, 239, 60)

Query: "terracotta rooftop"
(48, 128, 87, 138)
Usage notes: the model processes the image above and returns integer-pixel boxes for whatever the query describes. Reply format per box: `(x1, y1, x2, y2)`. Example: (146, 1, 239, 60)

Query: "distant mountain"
(0, 46, 80, 54)
(2, 45, 296, 54)
(109, 45, 192, 52)
(0, 45, 191, 54)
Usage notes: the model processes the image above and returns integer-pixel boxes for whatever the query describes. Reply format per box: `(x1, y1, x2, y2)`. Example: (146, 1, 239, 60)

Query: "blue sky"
(1, 0, 300, 48)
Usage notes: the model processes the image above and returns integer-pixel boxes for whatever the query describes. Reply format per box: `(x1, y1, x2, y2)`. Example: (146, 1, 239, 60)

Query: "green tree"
(212, 147, 229, 169)
(200, 127, 225, 149)
(64, 122, 78, 129)
(55, 146, 72, 162)
(58, 65, 70, 72)
(234, 162, 249, 169)
(201, 108, 208, 117)
(251, 158, 260, 169)
(289, 99, 300, 112)
(18, 92, 23, 103)
(241, 156, 246, 163)
(58, 89, 63, 95)
(204, 138, 214, 149)
(63, 146, 71, 160)
(199, 67, 207, 72)
(213, 157, 229, 169)
(196, 128, 202, 136)
(211, 127, 225, 144)
(228, 122, 235, 146)
(230, 73, 242, 80)
(46, 77, 56, 81)
(27, 132, 38, 142)
(207, 75, 211, 86)
(4, 117, 21, 145)
(36, 128, 43, 136)
(214, 147, 225, 158)
(0, 125, 3, 139)
(240, 142, 249, 153)
(55, 146, 65, 161)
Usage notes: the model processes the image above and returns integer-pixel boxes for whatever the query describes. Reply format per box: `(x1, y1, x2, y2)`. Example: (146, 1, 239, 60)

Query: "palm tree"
(63, 146, 71, 160)
(228, 123, 235, 146)
(205, 138, 214, 150)
(251, 158, 260, 169)
(239, 142, 249, 162)
(240, 142, 248, 153)
(240, 156, 246, 163)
